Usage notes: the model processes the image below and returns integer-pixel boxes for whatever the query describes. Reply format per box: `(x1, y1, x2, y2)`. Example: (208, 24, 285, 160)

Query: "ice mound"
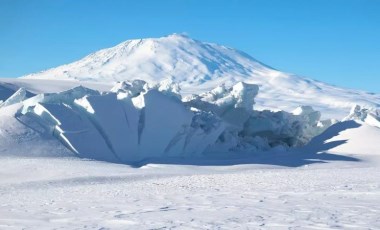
(242, 108, 334, 149)
(186, 85, 333, 153)
(2, 80, 335, 163)
(111, 79, 182, 101)
(184, 82, 259, 129)
(344, 105, 380, 128)
(111, 80, 148, 97)
(152, 78, 182, 100)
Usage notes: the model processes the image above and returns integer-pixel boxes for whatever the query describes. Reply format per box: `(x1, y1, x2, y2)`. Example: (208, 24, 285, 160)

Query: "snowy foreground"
(1, 154, 380, 229)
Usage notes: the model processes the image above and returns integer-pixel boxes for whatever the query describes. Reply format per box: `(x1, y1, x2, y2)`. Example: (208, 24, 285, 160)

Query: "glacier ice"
(184, 82, 258, 129)
(0, 87, 34, 108)
(111, 79, 148, 97)
(14, 83, 223, 162)
(0, 84, 19, 102)
(344, 105, 380, 128)
(1, 80, 339, 163)
(186, 84, 333, 152)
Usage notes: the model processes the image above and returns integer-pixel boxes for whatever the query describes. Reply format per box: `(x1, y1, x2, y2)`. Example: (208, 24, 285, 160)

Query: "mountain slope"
(21, 34, 380, 119)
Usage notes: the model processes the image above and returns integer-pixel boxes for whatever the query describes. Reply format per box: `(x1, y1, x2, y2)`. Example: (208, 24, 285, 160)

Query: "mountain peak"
(165, 33, 191, 39)
(21, 34, 380, 119)
(115, 33, 194, 50)
(23, 34, 274, 86)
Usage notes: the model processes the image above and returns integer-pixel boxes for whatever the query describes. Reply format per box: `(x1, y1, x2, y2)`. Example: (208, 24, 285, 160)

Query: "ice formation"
(344, 105, 380, 128)
(0, 87, 34, 108)
(0, 80, 344, 163)
(13, 81, 224, 162)
(0, 84, 18, 102)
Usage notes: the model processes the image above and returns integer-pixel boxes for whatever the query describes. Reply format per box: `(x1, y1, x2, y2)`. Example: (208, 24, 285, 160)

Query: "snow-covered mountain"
(22, 34, 380, 119)
(22, 34, 275, 85)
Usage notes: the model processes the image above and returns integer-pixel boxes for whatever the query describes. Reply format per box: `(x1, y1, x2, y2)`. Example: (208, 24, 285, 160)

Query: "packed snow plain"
(1, 34, 380, 229)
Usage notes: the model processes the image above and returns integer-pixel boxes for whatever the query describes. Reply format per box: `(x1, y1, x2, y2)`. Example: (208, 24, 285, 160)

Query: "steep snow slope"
(21, 34, 380, 119)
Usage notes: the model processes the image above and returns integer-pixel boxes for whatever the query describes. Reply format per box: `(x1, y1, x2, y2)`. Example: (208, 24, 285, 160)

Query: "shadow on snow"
(132, 120, 361, 167)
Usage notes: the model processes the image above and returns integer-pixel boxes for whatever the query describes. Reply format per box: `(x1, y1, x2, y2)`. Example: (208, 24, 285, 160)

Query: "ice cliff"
(0, 80, 345, 163)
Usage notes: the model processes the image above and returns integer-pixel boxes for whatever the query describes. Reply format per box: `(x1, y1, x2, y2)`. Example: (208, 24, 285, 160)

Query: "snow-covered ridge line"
(0, 79, 347, 163)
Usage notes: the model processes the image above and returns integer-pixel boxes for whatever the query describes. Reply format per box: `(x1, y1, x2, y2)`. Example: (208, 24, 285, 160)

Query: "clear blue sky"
(1, 0, 379, 92)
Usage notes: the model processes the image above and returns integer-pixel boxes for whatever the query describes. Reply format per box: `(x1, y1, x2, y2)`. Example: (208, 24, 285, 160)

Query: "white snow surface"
(19, 34, 380, 119)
